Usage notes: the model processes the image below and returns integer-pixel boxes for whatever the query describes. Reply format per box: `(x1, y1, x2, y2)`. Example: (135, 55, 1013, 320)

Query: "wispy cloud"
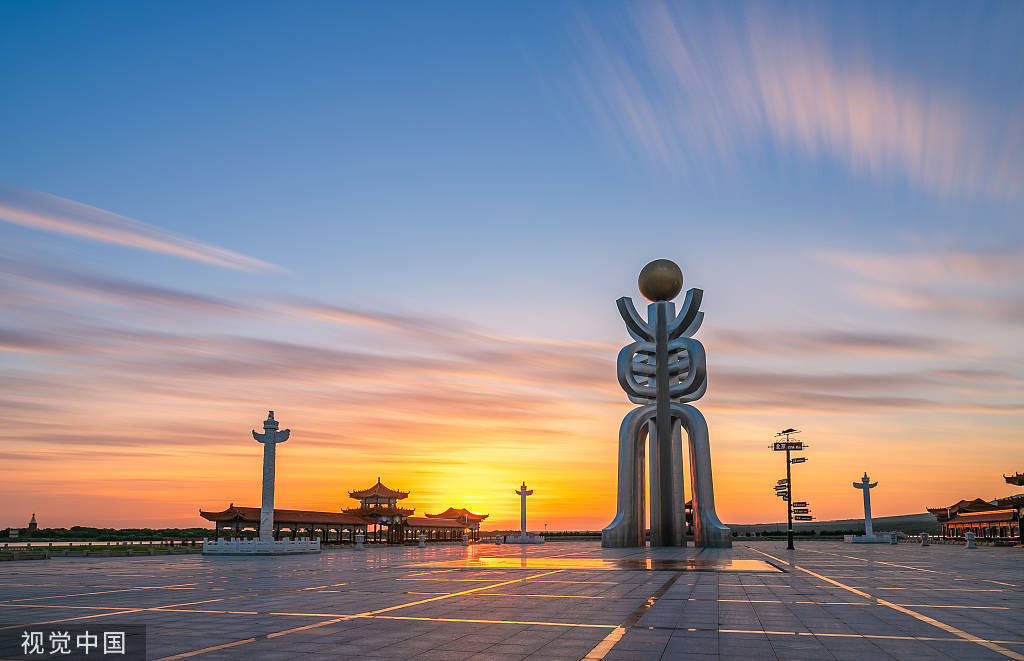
(708, 327, 958, 359)
(824, 249, 1024, 286)
(822, 248, 1024, 324)
(572, 2, 1023, 198)
(0, 184, 280, 271)
(0, 259, 252, 315)
(1, 254, 1021, 528)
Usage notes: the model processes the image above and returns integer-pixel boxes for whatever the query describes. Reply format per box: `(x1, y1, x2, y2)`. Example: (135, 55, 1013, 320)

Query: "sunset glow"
(1, 2, 1021, 532)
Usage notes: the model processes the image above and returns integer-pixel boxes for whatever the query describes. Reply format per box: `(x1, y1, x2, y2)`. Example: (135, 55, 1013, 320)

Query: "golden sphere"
(638, 259, 683, 301)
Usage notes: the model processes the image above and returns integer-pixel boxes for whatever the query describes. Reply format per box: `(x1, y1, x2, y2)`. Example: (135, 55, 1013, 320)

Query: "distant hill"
(727, 512, 940, 535)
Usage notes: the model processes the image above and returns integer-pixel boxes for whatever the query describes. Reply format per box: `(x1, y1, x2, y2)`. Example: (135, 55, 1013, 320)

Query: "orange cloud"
(2, 251, 1021, 531)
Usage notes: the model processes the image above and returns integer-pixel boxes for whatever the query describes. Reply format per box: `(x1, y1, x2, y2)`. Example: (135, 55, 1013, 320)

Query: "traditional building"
(199, 504, 369, 542)
(343, 478, 416, 543)
(200, 478, 485, 545)
(928, 495, 1024, 545)
(927, 498, 1000, 522)
(425, 507, 489, 541)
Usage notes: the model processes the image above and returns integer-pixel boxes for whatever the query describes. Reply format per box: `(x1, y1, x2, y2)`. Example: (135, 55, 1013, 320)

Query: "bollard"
(355, 533, 364, 551)
(889, 532, 898, 545)
(920, 532, 929, 547)
(418, 533, 426, 548)
(965, 531, 976, 549)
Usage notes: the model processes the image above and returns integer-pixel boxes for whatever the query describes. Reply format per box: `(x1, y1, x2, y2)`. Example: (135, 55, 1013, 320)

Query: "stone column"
(853, 472, 877, 537)
(252, 411, 290, 543)
(516, 481, 533, 536)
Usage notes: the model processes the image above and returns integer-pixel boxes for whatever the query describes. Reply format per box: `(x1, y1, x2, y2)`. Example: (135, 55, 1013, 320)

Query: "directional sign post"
(793, 508, 810, 514)
(794, 515, 814, 521)
(792, 501, 808, 508)
(771, 428, 810, 550)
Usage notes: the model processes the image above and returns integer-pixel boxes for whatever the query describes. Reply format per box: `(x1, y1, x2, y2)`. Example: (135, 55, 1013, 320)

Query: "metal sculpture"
(602, 260, 731, 548)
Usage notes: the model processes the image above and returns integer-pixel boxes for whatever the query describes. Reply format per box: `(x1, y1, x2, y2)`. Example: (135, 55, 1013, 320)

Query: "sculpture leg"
(603, 406, 654, 547)
(673, 404, 731, 548)
(669, 417, 686, 546)
(649, 419, 686, 546)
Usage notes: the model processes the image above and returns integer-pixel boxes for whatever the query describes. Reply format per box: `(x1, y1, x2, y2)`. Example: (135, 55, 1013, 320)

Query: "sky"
(1, 1, 1022, 531)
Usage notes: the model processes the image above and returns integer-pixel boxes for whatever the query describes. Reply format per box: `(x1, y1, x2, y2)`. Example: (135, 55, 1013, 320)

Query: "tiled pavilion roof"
(199, 504, 370, 526)
(926, 498, 998, 521)
(343, 506, 415, 517)
(425, 507, 489, 522)
(946, 509, 1018, 524)
(405, 516, 468, 529)
(348, 477, 409, 500)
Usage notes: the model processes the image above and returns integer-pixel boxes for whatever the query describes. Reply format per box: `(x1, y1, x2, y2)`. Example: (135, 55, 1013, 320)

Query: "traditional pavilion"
(426, 507, 490, 540)
(199, 504, 369, 542)
(342, 478, 485, 543)
(928, 495, 1024, 545)
(343, 478, 415, 544)
(201, 477, 487, 545)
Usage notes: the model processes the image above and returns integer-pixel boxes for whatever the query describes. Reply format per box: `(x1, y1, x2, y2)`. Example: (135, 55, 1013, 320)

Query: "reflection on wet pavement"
(411, 556, 781, 572)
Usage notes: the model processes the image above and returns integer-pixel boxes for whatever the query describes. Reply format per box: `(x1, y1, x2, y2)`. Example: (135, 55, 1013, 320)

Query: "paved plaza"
(0, 540, 1021, 660)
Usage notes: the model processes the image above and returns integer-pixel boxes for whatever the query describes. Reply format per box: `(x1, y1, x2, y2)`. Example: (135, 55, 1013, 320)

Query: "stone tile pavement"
(0, 540, 1020, 660)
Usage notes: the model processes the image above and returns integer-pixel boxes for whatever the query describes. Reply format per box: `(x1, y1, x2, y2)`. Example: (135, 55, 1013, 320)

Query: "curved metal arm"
(679, 311, 703, 338)
(617, 297, 653, 341)
(668, 289, 703, 339)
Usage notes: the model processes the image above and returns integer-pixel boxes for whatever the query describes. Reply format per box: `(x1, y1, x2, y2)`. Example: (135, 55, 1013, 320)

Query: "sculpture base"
(504, 534, 545, 544)
(202, 538, 321, 555)
(845, 535, 888, 544)
(703, 531, 733, 548)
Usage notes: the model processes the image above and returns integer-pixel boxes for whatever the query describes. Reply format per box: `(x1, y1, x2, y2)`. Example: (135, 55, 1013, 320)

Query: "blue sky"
(0, 2, 1021, 528)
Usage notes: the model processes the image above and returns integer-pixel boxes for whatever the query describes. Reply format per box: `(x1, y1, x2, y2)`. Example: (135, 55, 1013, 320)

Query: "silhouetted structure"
(928, 496, 1024, 545)
(200, 504, 368, 542)
(603, 259, 730, 548)
(202, 476, 484, 544)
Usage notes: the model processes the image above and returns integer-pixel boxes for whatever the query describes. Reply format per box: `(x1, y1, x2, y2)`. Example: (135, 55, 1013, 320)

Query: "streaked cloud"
(824, 248, 1024, 286)
(1, 253, 1021, 529)
(0, 184, 280, 271)
(823, 248, 1024, 324)
(572, 2, 1023, 198)
(0, 259, 252, 315)
(708, 328, 959, 359)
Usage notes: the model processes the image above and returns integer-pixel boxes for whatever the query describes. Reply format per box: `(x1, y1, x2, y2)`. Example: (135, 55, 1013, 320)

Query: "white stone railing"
(202, 537, 320, 555)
